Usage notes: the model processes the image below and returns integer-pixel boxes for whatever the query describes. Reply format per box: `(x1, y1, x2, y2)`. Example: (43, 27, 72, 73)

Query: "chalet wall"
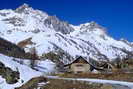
(70, 63, 90, 73)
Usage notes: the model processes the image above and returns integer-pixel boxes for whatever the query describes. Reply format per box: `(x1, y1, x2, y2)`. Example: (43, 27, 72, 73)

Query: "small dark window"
(77, 71, 83, 73)
(76, 64, 83, 67)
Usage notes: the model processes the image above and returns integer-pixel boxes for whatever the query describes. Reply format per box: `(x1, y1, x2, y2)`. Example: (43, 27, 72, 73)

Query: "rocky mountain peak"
(79, 21, 106, 31)
(89, 21, 99, 27)
(77, 21, 107, 37)
(15, 3, 33, 14)
(44, 15, 74, 34)
(19, 3, 30, 9)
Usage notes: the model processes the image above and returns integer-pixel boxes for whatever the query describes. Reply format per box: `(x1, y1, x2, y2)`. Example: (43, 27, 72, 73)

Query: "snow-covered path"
(47, 76, 133, 89)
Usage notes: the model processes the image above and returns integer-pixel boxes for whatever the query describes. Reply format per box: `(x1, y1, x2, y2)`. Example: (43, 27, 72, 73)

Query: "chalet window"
(77, 71, 83, 73)
(76, 64, 83, 67)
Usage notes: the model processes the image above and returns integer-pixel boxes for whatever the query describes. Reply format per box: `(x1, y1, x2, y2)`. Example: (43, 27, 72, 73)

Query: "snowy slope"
(0, 53, 42, 89)
(0, 53, 56, 89)
(0, 4, 133, 64)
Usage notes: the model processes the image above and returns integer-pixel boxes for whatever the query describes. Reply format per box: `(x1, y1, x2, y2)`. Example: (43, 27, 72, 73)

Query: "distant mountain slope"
(0, 4, 132, 64)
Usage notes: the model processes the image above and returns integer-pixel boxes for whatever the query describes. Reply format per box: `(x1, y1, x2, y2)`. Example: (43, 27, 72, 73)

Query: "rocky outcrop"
(0, 62, 19, 84)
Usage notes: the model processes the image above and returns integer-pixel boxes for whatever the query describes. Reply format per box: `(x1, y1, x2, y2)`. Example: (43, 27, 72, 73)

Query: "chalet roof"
(72, 56, 89, 63)
(64, 56, 91, 67)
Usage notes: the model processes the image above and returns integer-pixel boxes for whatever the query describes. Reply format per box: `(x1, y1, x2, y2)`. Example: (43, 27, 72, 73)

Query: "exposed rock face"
(0, 37, 25, 57)
(15, 3, 32, 14)
(2, 16, 25, 26)
(0, 62, 20, 84)
(17, 37, 33, 48)
(0, 37, 36, 59)
(44, 16, 74, 34)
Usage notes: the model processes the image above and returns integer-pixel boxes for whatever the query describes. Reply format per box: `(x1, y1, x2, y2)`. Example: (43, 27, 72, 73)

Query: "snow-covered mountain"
(0, 4, 133, 64)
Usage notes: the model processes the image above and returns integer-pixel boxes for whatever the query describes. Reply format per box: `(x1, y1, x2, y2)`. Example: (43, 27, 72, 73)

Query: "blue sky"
(0, 0, 133, 41)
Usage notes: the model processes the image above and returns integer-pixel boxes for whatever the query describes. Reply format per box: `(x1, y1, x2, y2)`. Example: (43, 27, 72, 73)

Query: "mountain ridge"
(0, 4, 132, 65)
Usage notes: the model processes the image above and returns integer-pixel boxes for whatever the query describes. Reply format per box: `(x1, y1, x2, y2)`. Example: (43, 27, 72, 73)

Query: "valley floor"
(56, 72, 133, 82)
(16, 75, 133, 89)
